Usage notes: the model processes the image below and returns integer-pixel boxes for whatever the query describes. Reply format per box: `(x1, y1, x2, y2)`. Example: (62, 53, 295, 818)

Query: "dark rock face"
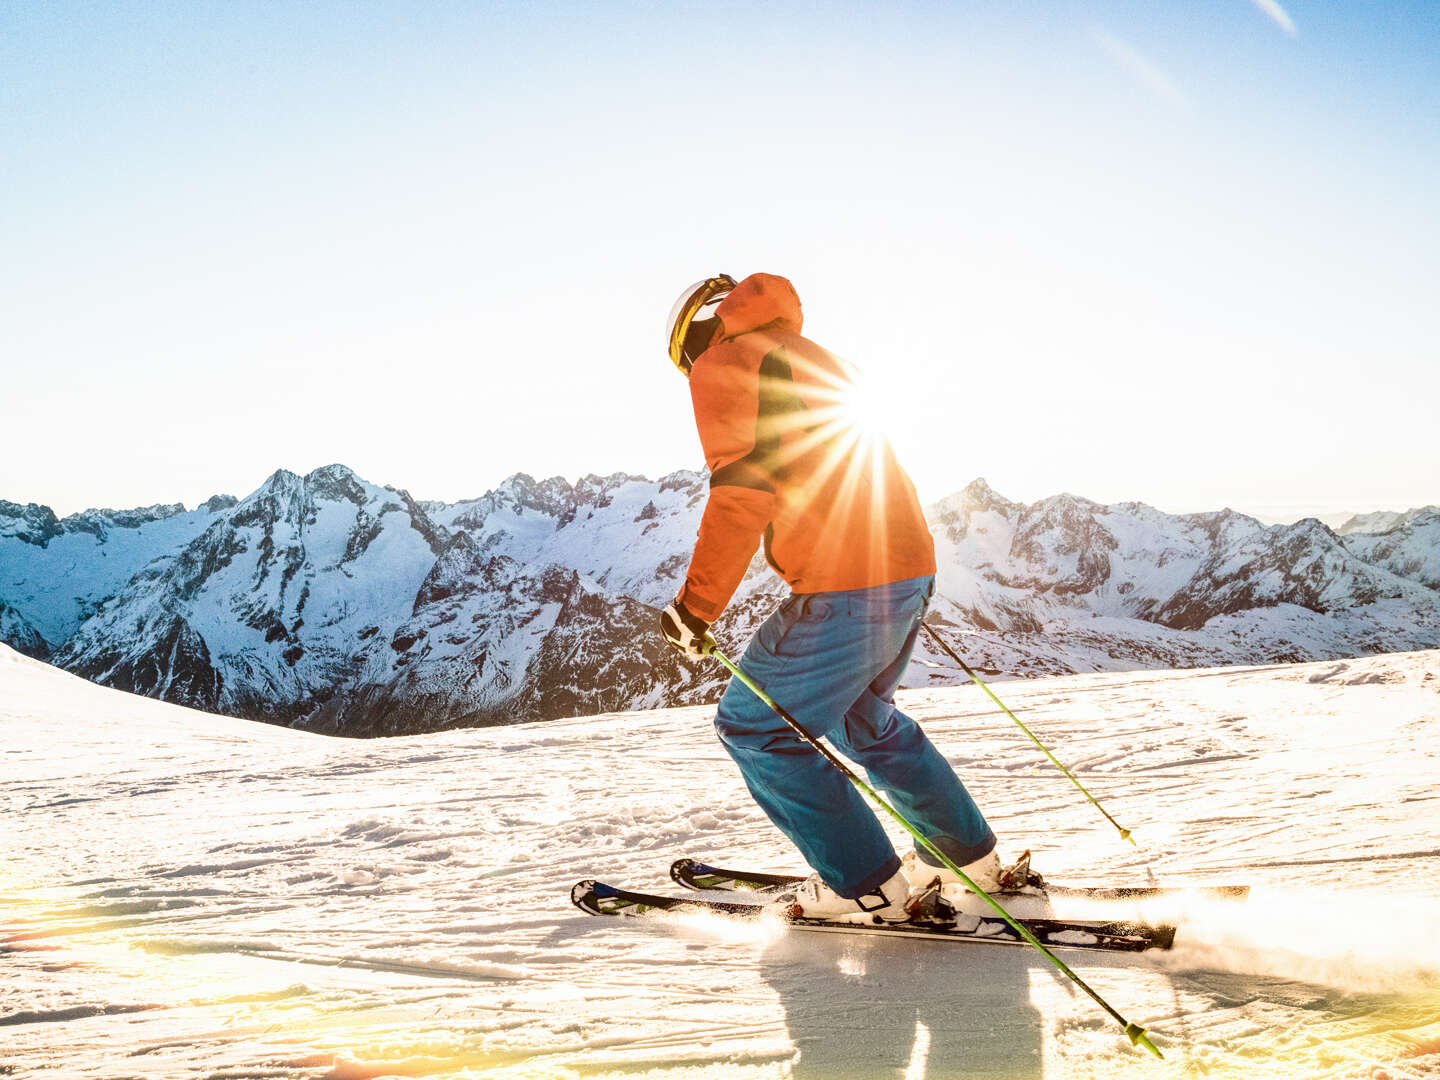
(170, 520, 252, 603)
(1154, 519, 1409, 630)
(0, 601, 51, 660)
(305, 464, 368, 506)
(320, 565, 720, 737)
(1007, 495, 1119, 597)
(394, 489, 449, 557)
(0, 501, 63, 547)
(658, 471, 708, 499)
(68, 612, 222, 710)
(412, 533, 487, 612)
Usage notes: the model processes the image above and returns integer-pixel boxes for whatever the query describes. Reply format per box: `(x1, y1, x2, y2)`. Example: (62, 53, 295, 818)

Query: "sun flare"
(838, 370, 909, 442)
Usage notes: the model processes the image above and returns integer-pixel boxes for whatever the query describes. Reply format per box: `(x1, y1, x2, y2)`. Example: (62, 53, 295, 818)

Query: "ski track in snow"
(2, 644, 1438, 1079)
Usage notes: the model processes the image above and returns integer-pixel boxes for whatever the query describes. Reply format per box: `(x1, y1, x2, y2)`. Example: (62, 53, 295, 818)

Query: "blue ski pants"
(714, 575, 996, 898)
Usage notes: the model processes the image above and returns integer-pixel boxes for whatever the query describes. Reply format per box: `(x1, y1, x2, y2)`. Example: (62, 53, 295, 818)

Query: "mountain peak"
(305, 464, 368, 506)
(1288, 516, 1341, 540)
(305, 463, 358, 485)
(497, 472, 541, 495)
(235, 465, 373, 520)
(255, 468, 302, 494)
(929, 477, 1016, 521)
(961, 477, 1019, 512)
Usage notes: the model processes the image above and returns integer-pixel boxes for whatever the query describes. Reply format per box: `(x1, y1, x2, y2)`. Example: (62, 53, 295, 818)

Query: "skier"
(659, 272, 1014, 922)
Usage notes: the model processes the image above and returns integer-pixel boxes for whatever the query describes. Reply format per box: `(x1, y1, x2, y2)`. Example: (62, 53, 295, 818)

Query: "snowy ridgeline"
(2, 643, 1438, 1078)
(1, 465, 1438, 735)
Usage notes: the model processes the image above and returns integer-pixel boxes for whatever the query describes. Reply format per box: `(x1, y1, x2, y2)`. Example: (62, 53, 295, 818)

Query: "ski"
(571, 879, 1175, 952)
(669, 856, 1250, 902)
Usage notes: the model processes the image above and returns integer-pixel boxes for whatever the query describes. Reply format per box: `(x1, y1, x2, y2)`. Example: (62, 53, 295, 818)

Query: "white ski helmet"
(667, 273, 736, 375)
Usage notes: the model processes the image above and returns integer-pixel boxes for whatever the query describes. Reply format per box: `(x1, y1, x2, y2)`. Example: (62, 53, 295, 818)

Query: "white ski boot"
(766, 867, 913, 924)
(903, 848, 1002, 892)
(902, 847, 1047, 895)
(902, 849, 1051, 918)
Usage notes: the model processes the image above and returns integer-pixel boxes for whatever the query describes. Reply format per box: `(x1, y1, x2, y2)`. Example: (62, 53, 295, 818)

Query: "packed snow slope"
(3, 642, 1438, 1079)
(2, 467, 1437, 735)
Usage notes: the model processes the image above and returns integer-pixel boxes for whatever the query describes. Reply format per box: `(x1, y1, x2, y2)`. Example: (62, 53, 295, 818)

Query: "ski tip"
(571, 879, 626, 915)
(570, 880, 598, 911)
(669, 857, 698, 885)
(1125, 1023, 1163, 1059)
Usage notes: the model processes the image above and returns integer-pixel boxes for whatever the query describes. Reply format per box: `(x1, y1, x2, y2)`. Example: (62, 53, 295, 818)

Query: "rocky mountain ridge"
(2, 466, 1436, 735)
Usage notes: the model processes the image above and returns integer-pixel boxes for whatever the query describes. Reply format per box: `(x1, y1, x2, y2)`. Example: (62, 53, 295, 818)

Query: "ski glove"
(660, 599, 716, 657)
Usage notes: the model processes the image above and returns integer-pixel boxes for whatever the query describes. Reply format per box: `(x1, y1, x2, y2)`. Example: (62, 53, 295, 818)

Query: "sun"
(837, 369, 908, 442)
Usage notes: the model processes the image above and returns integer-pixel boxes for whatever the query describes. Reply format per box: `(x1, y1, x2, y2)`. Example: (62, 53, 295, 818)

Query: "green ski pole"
(920, 622, 1138, 846)
(709, 645, 1162, 1059)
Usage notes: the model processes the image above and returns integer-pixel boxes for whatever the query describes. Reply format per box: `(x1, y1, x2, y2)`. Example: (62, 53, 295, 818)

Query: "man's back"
(682, 273, 935, 620)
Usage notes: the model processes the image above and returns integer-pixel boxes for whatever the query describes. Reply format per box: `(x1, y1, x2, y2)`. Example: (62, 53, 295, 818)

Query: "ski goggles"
(668, 274, 736, 375)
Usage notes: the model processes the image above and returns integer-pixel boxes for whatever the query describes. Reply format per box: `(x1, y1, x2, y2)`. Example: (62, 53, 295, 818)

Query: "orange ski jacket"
(677, 273, 937, 623)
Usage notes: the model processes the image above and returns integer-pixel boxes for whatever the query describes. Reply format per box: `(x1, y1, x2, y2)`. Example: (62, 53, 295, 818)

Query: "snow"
(3, 642, 1438, 1077)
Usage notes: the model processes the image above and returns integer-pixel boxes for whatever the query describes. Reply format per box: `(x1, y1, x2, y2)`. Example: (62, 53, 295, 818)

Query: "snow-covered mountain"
(0, 495, 236, 657)
(1336, 505, 1440, 591)
(16, 466, 751, 736)
(922, 479, 1439, 676)
(2, 467, 1436, 734)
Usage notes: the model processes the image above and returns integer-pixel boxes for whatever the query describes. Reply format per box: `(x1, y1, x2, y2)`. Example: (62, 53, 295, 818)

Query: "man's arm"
(678, 483, 773, 623)
(675, 348, 776, 624)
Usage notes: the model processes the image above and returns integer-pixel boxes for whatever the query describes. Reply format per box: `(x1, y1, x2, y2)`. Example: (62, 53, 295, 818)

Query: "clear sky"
(3, 1, 1437, 521)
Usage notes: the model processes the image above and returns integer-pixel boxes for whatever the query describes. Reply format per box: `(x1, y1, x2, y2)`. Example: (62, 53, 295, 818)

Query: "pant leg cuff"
(915, 830, 997, 869)
(837, 853, 903, 899)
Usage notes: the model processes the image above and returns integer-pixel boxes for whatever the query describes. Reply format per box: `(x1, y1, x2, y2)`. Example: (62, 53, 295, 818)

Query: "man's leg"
(712, 589, 924, 898)
(829, 611, 997, 868)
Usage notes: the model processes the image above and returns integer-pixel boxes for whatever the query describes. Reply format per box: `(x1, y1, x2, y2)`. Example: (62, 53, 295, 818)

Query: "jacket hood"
(716, 273, 803, 339)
